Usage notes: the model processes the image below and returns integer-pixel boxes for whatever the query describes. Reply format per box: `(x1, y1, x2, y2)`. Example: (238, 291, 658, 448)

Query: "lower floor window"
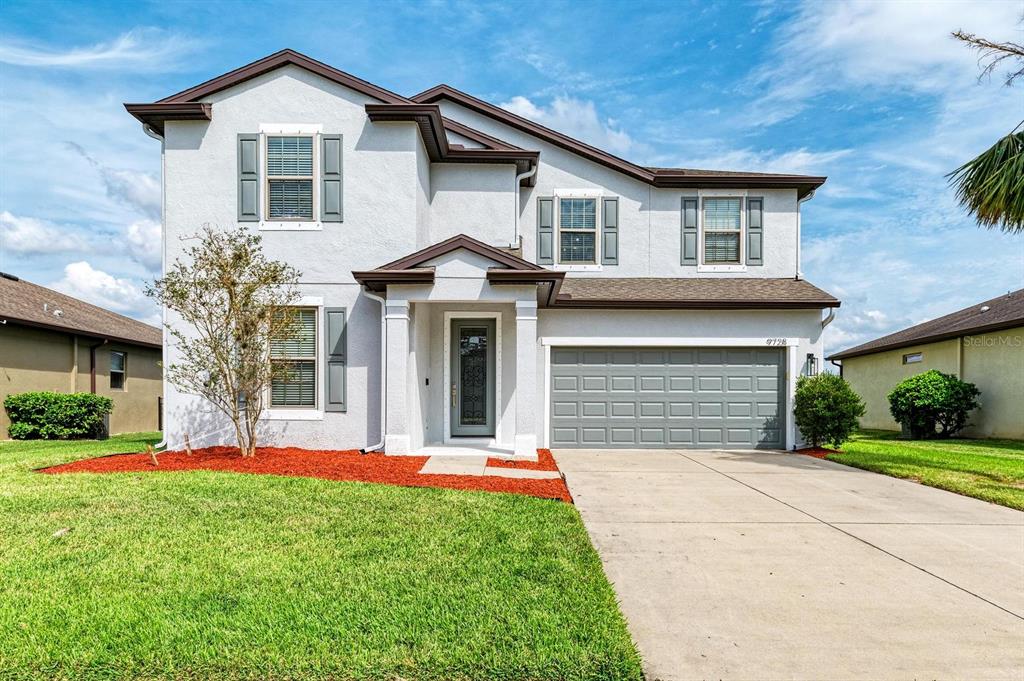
(270, 307, 317, 407)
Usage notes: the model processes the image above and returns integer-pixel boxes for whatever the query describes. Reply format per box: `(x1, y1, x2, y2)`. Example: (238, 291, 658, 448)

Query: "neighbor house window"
(110, 351, 126, 390)
(703, 198, 742, 264)
(902, 352, 923, 364)
(270, 308, 317, 407)
(266, 136, 314, 220)
(559, 198, 597, 263)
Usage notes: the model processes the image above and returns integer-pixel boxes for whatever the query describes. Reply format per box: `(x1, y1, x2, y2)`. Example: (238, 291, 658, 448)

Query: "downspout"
(143, 122, 169, 450)
(360, 289, 387, 453)
(796, 189, 816, 280)
(830, 359, 843, 377)
(513, 164, 538, 249)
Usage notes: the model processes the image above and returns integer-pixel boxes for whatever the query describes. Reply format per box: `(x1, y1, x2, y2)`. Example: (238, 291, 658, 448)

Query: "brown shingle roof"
(829, 289, 1024, 360)
(0, 274, 161, 348)
(555, 277, 839, 309)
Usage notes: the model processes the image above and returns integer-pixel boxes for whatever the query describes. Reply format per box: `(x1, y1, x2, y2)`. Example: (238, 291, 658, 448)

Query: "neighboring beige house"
(0, 272, 163, 438)
(829, 289, 1024, 440)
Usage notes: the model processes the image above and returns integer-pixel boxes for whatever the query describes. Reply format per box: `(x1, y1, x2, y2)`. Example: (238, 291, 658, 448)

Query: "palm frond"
(947, 131, 1024, 234)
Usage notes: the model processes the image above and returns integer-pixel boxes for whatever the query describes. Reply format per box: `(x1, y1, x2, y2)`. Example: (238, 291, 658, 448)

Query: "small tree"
(794, 374, 866, 449)
(147, 225, 300, 457)
(887, 370, 981, 439)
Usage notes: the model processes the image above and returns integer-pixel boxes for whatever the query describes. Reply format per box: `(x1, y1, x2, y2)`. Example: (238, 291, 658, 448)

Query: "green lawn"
(829, 430, 1024, 511)
(0, 434, 642, 681)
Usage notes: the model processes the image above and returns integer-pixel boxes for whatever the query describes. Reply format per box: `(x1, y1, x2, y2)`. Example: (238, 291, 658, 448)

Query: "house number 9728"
(765, 338, 787, 346)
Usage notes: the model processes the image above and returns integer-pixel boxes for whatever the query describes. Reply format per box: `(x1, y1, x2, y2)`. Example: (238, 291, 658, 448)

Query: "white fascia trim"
(540, 337, 800, 347)
(259, 123, 324, 134)
(553, 264, 603, 272)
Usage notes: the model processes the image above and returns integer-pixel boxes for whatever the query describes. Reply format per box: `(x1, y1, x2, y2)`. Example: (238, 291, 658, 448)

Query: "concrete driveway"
(554, 449, 1024, 681)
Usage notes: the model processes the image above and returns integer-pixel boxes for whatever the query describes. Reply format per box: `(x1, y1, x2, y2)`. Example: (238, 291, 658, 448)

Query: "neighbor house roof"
(829, 288, 1024, 361)
(554, 277, 840, 309)
(0, 273, 161, 348)
(125, 49, 827, 196)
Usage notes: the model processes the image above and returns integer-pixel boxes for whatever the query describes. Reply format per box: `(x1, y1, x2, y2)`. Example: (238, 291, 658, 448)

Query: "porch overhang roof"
(352, 234, 563, 298)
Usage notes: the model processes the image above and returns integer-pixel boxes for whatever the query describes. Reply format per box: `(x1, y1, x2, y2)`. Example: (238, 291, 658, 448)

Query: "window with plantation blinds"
(559, 198, 597, 263)
(267, 136, 314, 220)
(703, 198, 741, 264)
(271, 308, 316, 408)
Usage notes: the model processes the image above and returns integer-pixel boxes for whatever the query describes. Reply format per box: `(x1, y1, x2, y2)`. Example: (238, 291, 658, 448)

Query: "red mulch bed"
(486, 448, 560, 471)
(41, 447, 571, 503)
(800, 447, 839, 459)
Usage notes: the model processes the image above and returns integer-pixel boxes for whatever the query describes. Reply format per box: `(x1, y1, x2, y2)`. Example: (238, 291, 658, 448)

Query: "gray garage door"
(550, 347, 785, 449)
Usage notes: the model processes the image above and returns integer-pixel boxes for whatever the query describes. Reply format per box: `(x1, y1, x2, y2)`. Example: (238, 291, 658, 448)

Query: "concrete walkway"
(419, 455, 561, 479)
(554, 448, 1024, 681)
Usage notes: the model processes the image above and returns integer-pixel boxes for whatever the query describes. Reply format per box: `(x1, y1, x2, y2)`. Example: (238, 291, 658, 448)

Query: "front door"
(450, 319, 496, 437)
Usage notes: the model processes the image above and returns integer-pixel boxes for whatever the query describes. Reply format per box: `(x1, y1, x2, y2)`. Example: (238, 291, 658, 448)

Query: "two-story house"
(127, 49, 839, 458)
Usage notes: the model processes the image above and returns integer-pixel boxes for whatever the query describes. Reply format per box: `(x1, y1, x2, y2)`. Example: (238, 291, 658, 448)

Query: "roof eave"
(2, 317, 161, 349)
(554, 298, 840, 310)
(123, 102, 212, 134)
(828, 317, 1024, 361)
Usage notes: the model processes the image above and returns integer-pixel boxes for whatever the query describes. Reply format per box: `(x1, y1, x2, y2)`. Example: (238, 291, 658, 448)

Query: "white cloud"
(684, 147, 852, 175)
(499, 95, 637, 156)
(0, 211, 92, 255)
(125, 219, 161, 270)
(743, 0, 1021, 126)
(50, 261, 157, 324)
(66, 142, 161, 219)
(0, 29, 196, 70)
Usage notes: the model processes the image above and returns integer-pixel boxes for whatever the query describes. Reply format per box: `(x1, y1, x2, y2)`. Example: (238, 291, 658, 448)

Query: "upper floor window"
(110, 351, 126, 390)
(266, 136, 314, 220)
(559, 198, 597, 264)
(703, 198, 742, 264)
(270, 308, 317, 408)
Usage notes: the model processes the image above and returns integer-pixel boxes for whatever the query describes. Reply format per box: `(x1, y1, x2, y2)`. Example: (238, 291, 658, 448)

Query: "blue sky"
(0, 0, 1021, 354)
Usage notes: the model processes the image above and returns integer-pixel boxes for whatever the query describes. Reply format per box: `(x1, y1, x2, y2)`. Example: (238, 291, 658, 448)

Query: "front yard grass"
(0, 434, 642, 680)
(829, 429, 1024, 511)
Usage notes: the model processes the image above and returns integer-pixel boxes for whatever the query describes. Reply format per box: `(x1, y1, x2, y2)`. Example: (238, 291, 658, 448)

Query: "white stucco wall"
(429, 163, 516, 246)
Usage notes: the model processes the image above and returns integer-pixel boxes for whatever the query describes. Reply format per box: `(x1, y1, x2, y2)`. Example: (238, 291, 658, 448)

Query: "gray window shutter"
(601, 197, 619, 265)
(321, 134, 343, 223)
(238, 134, 260, 222)
(537, 197, 554, 265)
(324, 308, 347, 412)
(747, 197, 763, 266)
(681, 197, 698, 265)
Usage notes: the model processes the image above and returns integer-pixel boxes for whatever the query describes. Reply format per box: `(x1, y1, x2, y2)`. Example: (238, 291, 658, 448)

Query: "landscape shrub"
(888, 370, 980, 439)
(794, 373, 866, 449)
(4, 392, 113, 440)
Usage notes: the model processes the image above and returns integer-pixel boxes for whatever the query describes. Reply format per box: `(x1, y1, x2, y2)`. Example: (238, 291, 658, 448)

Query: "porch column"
(384, 299, 411, 453)
(514, 300, 538, 459)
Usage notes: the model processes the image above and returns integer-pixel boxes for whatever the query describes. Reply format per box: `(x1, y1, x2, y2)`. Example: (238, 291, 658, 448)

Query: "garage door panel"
(551, 346, 785, 449)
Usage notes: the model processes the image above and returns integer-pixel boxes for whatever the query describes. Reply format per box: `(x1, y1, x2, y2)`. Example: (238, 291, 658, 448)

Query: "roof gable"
(377, 234, 545, 271)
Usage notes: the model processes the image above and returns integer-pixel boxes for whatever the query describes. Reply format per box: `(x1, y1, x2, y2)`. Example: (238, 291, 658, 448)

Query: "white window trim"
(553, 191, 603, 270)
(263, 299, 324, 419)
(259, 125, 323, 232)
